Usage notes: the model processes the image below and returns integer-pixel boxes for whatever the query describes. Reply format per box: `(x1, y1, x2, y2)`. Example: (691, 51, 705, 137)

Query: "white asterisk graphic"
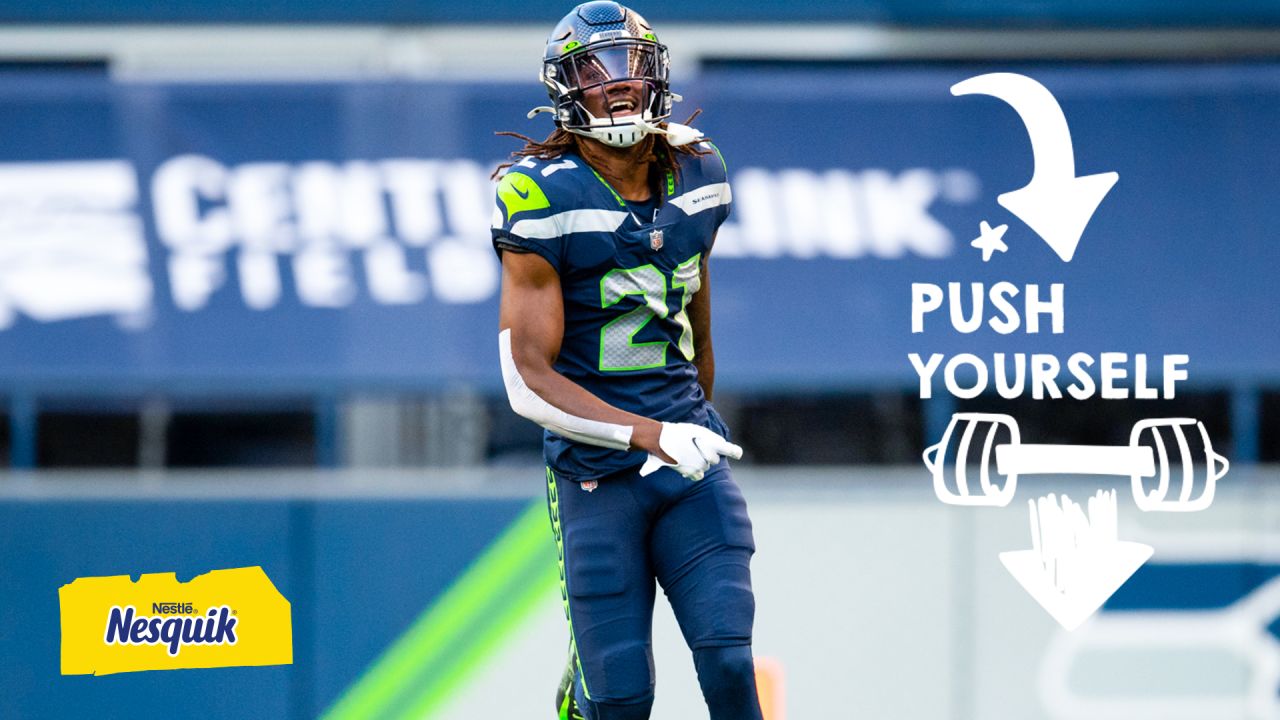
(970, 220, 1009, 262)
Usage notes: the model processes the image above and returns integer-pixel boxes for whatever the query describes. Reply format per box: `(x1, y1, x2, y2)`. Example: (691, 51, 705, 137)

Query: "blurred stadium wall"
(1, 1, 1278, 718)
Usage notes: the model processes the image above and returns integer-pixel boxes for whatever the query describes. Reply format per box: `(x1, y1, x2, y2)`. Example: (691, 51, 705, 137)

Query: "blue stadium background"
(1, 2, 1278, 719)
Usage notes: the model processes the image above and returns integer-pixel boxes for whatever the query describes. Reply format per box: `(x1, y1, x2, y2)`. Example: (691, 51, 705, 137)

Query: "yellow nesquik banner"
(59, 566, 291, 676)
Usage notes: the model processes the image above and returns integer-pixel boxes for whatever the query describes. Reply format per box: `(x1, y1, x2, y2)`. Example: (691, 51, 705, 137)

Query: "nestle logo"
(151, 602, 193, 615)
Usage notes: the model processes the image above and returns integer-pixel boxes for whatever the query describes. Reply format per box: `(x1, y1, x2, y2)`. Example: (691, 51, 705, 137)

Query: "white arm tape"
(499, 329, 633, 451)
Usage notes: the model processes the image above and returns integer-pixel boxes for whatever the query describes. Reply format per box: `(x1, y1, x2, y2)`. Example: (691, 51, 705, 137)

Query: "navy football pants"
(546, 461, 763, 720)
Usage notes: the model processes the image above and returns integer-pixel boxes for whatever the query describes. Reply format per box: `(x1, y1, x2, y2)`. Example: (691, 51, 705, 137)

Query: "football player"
(492, 3, 763, 719)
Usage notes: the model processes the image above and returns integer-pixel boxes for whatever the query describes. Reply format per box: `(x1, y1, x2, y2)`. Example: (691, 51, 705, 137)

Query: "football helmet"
(530, 1, 701, 147)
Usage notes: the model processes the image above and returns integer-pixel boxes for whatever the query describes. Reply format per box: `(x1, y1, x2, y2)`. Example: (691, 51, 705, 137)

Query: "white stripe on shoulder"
(669, 182, 731, 216)
(509, 209, 629, 239)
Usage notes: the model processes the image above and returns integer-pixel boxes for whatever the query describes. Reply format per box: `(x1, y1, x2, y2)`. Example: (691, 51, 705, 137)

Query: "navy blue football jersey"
(493, 143, 732, 478)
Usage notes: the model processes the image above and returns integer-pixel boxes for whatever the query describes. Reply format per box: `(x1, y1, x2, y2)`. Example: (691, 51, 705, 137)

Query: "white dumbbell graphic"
(922, 413, 1229, 511)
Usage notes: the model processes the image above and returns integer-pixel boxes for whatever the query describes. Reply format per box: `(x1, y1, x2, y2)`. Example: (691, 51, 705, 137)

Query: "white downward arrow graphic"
(1001, 490, 1153, 630)
(951, 72, 1118, 262)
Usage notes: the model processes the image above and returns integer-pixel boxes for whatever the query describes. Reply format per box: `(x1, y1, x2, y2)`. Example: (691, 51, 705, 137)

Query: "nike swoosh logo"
(513, 185, 531, 200)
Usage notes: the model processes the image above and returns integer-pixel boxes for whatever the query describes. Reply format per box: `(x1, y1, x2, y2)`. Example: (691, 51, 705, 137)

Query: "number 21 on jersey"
(598, 253, 701, 372)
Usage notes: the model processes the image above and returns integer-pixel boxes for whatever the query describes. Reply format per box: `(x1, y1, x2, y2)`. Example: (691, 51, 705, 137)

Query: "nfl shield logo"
(649, 229, 664, 251)
(582, 480, 598, 492)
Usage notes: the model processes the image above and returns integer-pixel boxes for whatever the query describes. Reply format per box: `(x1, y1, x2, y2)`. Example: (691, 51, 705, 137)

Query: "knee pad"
(693, 645, 763, 720)
(577, 685, 653, 720)
(573, 640, 654, 719)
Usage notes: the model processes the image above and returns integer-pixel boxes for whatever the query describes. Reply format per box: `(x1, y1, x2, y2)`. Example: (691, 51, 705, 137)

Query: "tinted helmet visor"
(565, 42, 658, 87)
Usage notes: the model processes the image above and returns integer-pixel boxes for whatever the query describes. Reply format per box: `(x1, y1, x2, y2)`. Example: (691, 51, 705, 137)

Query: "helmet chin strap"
(566, 123, 647, 148)
(527, 105, 705, 148)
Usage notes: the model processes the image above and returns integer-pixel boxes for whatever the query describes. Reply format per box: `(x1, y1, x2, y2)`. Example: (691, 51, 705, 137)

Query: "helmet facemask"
(541, 39, 672, 148)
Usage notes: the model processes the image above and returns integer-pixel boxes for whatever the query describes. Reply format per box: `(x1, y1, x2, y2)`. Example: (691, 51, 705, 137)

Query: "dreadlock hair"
(491, 109, 711, 181)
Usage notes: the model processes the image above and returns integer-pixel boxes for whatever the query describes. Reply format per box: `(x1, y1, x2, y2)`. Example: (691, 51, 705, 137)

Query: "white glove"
(639, 422, 743, 481)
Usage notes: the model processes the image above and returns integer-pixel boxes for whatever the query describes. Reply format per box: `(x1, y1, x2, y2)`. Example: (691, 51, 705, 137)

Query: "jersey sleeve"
(703, 142, 732, 229)
(491, 170, 566, 274)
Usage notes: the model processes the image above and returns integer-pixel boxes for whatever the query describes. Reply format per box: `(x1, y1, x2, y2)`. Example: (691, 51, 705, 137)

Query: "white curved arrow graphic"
(952, 72, 1118, 262)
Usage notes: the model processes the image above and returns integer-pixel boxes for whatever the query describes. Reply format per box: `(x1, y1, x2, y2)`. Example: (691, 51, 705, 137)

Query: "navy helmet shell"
(543, 1, 658, 61)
